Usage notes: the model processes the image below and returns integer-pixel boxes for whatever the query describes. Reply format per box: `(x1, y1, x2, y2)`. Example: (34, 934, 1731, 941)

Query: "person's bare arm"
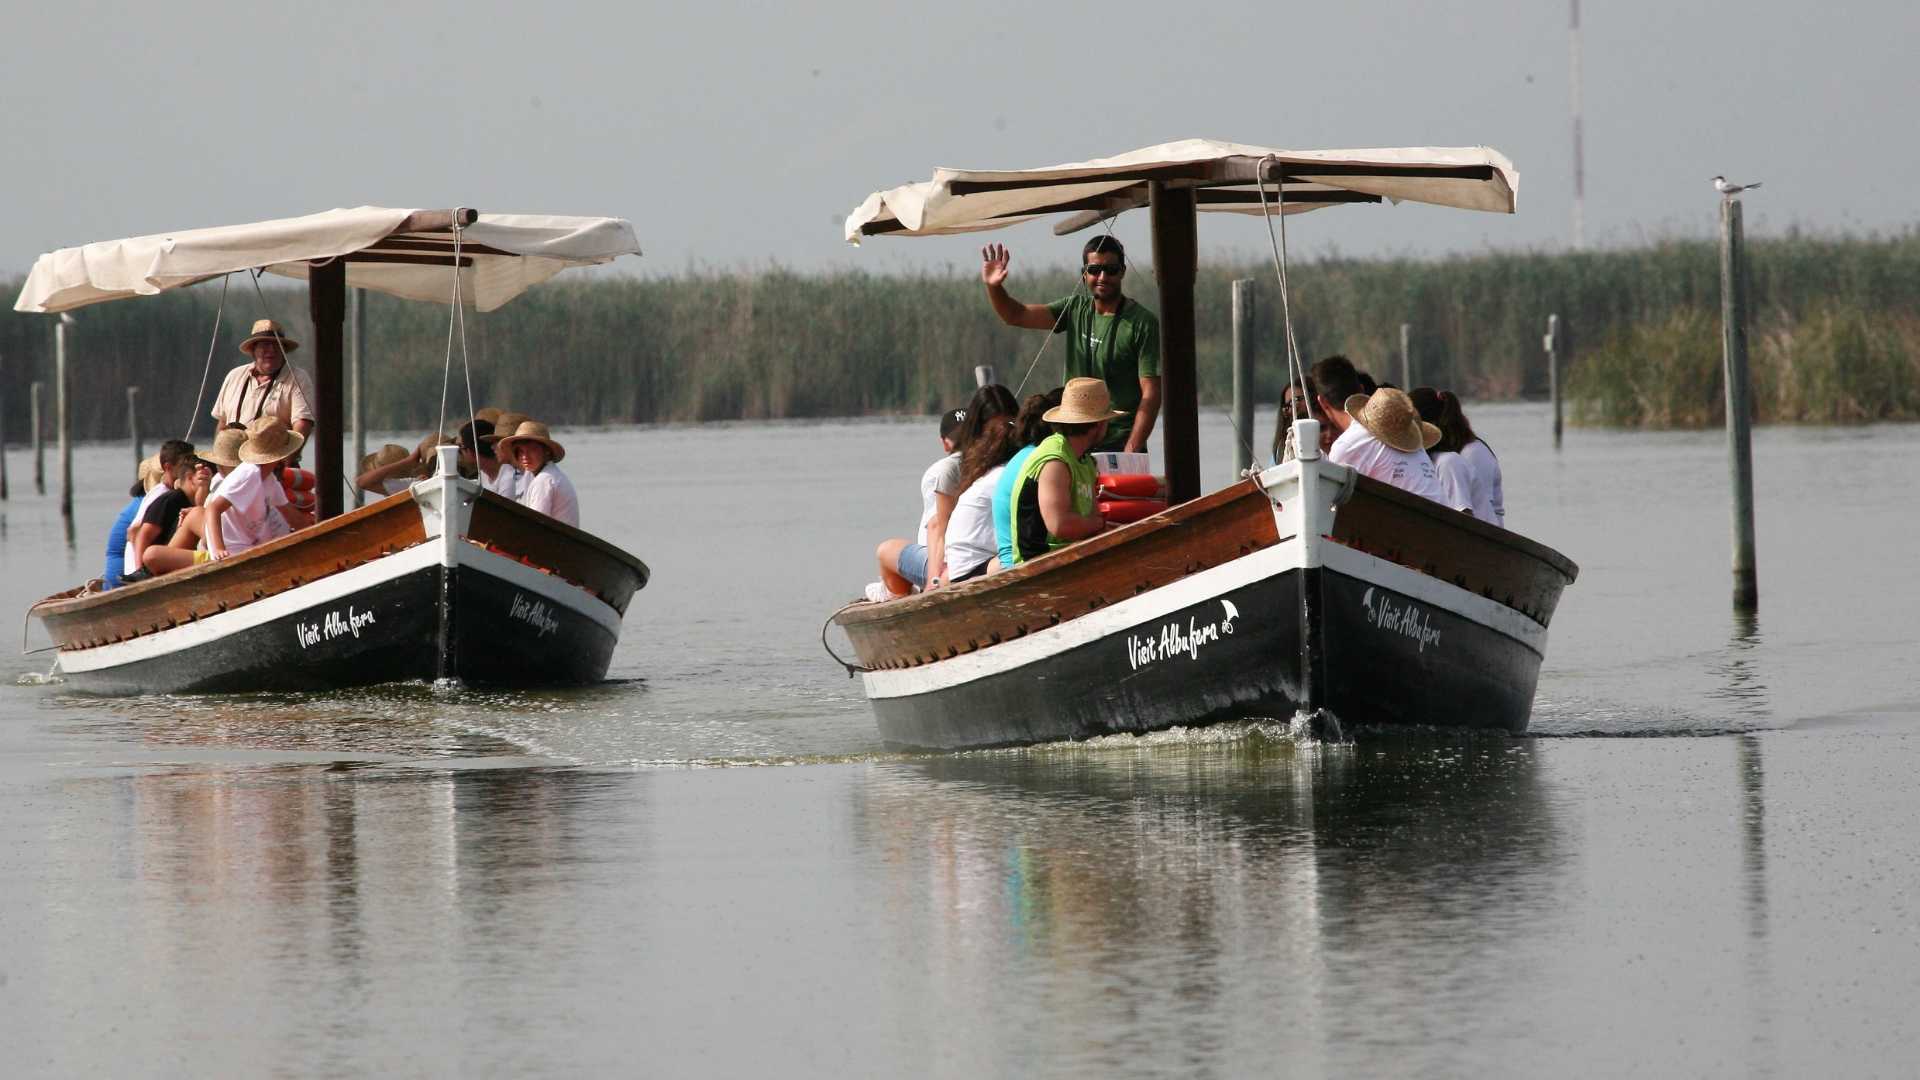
(1123, 375, 1162, 453)
(356, 457, 418, 494)
(130, 520, 162, 570)
(1037, 461, 1104, 543)
(981, 243, 1057, 330)
(205, 497, 232, 560)
(925, 490, 958, 589)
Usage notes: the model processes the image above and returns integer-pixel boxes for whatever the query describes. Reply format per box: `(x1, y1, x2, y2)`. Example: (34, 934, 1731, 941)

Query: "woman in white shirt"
(496, 420, 579, 528)
(936, 392, 1023, 586)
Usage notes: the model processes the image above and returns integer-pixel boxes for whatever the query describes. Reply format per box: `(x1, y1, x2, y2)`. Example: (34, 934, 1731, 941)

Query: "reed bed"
(3, 230, 1916, 441)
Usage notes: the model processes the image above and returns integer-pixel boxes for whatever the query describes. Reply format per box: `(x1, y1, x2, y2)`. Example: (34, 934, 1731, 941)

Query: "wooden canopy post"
(310, 259, 347, 521)
(1150, 182, 1200, 506)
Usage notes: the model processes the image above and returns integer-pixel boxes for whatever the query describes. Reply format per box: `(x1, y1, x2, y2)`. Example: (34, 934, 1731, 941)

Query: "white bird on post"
(1713, 175, 1761, 196)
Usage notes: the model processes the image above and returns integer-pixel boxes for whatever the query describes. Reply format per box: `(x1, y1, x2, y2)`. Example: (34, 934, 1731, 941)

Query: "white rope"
(1254, 156, 1308, 414)
(182, 273, 231, 439)
(436, 212, 481, 448)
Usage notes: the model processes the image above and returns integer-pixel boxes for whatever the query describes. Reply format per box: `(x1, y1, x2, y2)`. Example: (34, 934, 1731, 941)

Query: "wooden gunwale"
(33, 490, 428, 650)
(834, 469, 1579, 671)
(465, 491, 651, 616)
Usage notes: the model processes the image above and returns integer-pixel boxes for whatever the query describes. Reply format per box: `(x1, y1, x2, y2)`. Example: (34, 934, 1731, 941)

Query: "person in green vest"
(1007, 378, 1124, 565)
(980, 235, 1161, 454)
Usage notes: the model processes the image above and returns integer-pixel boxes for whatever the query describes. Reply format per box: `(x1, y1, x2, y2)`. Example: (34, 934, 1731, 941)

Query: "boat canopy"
(845, 138, 1517, 242)
(14, 206, 641, 314)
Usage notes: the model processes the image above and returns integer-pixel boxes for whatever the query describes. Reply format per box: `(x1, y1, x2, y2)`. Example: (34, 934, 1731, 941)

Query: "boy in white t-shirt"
(206, 417, 312, 560)
(868, 407, 968, 602)
(1327, 388, 1463, 510)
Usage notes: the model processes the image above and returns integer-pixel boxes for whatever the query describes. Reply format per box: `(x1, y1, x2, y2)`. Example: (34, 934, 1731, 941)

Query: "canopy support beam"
(310, 260, 346, 521)
(1150, 182, 1200, 507)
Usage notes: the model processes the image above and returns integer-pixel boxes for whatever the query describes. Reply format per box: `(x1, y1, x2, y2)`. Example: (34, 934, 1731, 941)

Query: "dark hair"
(1356, 370, 1378, 394)
(1273, 380, 1324, 460)
(458, 419, 496, 460)
(956, 385, 1021, 491)
(1014, 388, 1065, 447)
(1051, 419, 1101, 438)
(1436, 390, 1484, 456)
(1375, 380, 1400, 391)
(128, 479, 144, 498)
(158, 439, 195, 476)
(939, 407, 967, 442)
(1082, 235, 1125, 266)
(1310, 355, 1364, 406)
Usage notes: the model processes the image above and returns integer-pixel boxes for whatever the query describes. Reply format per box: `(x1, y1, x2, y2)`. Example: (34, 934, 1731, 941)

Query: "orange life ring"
(1098, 498, 1167, 524)
(1096, 473, 1161, 498)
(280, 468, 318, 512)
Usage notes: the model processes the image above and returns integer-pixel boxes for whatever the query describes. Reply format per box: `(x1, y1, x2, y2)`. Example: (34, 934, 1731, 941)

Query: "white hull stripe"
(59, 542, 614, 674)
(860, 535, 1547, 700)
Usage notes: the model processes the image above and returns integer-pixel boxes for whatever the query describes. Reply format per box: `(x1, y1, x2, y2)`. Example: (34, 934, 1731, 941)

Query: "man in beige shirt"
(210, 319, 317, 440)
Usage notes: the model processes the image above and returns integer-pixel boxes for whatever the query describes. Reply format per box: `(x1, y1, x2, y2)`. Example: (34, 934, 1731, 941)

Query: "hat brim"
(1041, 405, 1128, 424)
(1345, 393, 1441, 453)
(238, 429, 307, 465)
(496, 435, 566, 464)
(239, 333, 300, 356)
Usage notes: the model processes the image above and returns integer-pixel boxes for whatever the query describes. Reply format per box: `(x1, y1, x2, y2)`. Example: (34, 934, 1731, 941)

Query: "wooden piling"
(31, 381, 44, 494)
(0, 353, 9, 501)
(1399, 322, 1412, 387)
(1545, 314, 1563, 449)
(1720, 197, 1758, 610)
(1231, 279, 1255, 475)
(973, 364, 997, 388)
(56, 317, 73, 527)
(128, 386, 142, 464)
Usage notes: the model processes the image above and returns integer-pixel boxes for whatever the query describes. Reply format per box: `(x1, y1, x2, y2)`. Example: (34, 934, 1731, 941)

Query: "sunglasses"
(1082, 264, 1124, 277)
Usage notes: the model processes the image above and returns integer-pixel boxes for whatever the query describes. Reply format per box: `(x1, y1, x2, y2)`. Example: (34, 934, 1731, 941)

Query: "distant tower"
(1570, 0, 1585, 250)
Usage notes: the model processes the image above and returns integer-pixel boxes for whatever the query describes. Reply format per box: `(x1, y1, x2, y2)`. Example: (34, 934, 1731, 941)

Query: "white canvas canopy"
(845, 139, 1517, 242)
(15, 206, 640, 314)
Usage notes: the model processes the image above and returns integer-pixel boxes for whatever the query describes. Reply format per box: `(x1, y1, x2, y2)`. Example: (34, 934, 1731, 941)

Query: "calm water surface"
(2, 404, 1917, 1077)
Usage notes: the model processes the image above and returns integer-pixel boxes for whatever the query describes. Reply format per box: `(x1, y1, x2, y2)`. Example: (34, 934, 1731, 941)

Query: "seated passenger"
(1328, 387, 1462, 509)
(869, 404, 970, 602)
(496, 421, 578, 527)
(992, 387, 1064, 571)
(456, 419, 511, 493)
(1274, 379, 1337, 464)
(356, 443, 421, 496)
(1007, 378, 1121, 565)
(480, 411, 530, 498)
(205, 417, 311, 560)
(101, 461, 157, 590)
(1446, 392, 1505, 528)
(933, 385, 1022, 588)
(1410, 387, 1475, 513)
(139, 458, 218, 575)
(122, 440, 197, 583)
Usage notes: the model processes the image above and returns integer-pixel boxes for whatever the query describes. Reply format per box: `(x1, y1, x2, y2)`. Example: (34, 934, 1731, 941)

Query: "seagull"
(1713, 175, 1762, 196)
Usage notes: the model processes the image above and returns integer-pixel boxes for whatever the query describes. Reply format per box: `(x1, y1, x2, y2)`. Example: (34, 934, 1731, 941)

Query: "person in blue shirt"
(991, 387, 1064, 571)
(101, 476, 147, 590)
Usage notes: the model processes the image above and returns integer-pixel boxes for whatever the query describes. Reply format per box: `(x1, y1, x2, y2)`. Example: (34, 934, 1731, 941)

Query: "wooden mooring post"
(1720, 197, 1758, 610)
(1231, 279, 1255, 475)
(31, 381, 44, 494)
(127, 386, 142, 464)
(1399, 323, 1412, 387)
(0, 352, 9, 501)
(1544, 314, 1564, 448)
(56, 315, 74, 530)
(973, 364, 997, 388)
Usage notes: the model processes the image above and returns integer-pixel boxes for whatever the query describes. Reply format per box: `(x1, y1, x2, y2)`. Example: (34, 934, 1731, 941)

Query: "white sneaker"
(863, 581, 898, 603)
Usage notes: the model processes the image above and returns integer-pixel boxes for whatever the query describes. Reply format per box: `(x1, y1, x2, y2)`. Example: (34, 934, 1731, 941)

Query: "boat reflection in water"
(850, 730, 1566, 1074)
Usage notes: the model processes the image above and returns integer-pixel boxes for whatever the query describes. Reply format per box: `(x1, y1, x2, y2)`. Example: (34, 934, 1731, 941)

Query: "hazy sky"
(4, 1, 1913, 279)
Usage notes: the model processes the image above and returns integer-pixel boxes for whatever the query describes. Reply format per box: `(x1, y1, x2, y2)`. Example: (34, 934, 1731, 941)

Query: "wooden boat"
(16, 207, 650, 693)
(829, 140, 1577, 748)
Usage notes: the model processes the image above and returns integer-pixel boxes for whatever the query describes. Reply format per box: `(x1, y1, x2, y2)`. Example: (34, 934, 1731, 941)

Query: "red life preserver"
(280, 468, 318, 512)
(1098, 498, 1167, 524)
(1096, 473, 1161, 498)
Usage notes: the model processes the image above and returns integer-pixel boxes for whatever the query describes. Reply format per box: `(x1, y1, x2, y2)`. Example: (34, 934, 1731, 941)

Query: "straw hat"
(201, 428, 247, 470)
(494, 420, 566, 463)
(238, 416, 306, 465)
(481, 411, 530, 444)
(474, 406, 504, 426)
(1344, 388, 1441, 454)
(1043, 377, 1128, 425)
(359, 443, 412, 475)
(137, 454, 164, 492)
(238, 318, 300, 355)
(414, 432, 455, 475)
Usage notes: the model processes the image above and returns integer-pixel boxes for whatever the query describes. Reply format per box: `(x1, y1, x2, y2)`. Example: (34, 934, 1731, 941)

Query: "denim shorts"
(896, 542, 930, 588)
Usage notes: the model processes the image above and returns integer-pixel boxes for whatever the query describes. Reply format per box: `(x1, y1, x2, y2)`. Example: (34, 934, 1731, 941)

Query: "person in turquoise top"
(1007, 378, 1123, 565)
(981, 235, 1161, 454)
(992, 387, 1064, 569)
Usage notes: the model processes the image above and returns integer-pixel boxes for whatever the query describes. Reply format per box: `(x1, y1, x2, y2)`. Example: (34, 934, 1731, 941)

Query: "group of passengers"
(96, 318, 583, 591)
(1278, 354, 1505, 527)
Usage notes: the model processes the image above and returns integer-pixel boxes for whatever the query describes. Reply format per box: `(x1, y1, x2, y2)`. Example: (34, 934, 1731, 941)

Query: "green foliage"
(3, 229, 1917, 440)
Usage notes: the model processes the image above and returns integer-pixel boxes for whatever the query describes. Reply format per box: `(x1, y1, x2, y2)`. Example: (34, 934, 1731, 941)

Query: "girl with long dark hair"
(935, 384, 1021, 587)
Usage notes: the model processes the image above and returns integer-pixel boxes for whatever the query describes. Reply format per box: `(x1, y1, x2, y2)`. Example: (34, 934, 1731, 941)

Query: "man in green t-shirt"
(981, 235, 1161, 454)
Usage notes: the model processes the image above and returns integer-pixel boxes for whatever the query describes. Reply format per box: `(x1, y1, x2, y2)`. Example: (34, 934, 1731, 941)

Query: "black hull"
(867, 563, 1543, 751)
(56, 563, 618, 696)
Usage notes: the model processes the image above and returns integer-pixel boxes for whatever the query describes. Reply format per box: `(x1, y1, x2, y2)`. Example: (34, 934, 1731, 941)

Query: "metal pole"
(1399, 322, 1412, 387)
(1721, 197, 1758, 610)
(351, 287, 367, 508)
(56, 315, 73, 528)
(973, 364, 997, 389)
(128, 386, 142, 464)
(1545, 314, 1563, 448)
(1231, 279, 1255, 475)
(31, 381, 44, 494)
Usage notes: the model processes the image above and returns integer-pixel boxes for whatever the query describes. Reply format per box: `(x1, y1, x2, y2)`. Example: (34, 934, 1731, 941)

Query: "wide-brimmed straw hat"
(137, 454, 164, 492)
(359, 443, 412, 475)
(201, 428, 247, 469)
(238, 318, 300, 356)
(414, 432, 455, 475)
(238, 416, 306, 466)
(1043, 377, 1128, 425)
(473, 406, 504, 426)
(481, 411, 530, 444)
(1344, 388, 1441, 454)
(494, 420, 566, 463)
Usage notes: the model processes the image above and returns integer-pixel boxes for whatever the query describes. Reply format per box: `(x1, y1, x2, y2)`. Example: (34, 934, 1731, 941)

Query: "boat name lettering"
(294, 606, 377, 649)
(1360, 587, 1441, 652)
(1126, 600, 1239, 671)
(509, 593, 560, 637)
